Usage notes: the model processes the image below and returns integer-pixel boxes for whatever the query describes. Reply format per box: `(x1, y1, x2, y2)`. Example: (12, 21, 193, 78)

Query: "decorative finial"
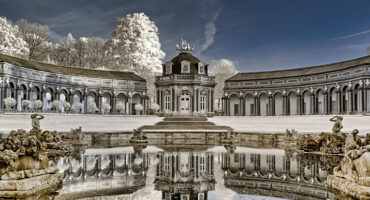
(176, 39, 196, 53)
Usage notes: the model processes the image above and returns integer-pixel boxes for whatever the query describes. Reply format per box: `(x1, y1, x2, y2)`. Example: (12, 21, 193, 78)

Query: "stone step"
(163, 117, 208, 122)
(156, 121, 215, 126)
(140, 125, 230, 130)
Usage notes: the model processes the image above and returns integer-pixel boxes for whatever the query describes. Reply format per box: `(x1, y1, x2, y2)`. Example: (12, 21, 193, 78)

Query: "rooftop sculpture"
(176, 39, 196, 53)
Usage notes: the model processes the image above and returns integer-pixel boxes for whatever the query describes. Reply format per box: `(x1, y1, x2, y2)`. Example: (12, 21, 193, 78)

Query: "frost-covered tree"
(4, 97, 16, 110)
(134, 103, 143, 115)
(73, 102, 82, 112)
(116, 102, 125, 113)
(0, 17, 29, 57)
(62, 101, 71, 112)
(32, 100, 43, 111)
(76, 37, 108, 69)
(110, 13, 165, 99)
(110, 13, 165, 72)
(209, 59, 238, 99)
(53, 33, 77, 66)
(22, 100, 31, 111)
(16, 19, 51, 61)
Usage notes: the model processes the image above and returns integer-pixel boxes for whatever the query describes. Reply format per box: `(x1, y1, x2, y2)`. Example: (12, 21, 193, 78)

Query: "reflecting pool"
(51, 140, 342, 200)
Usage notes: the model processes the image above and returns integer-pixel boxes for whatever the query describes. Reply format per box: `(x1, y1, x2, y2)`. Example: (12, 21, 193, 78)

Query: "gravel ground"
(0, 113, 369, 135)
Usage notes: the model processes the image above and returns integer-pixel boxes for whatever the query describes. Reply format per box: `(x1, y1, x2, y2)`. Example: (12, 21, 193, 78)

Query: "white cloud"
(331, 29, 370, 40)
(199, 22, 217, 53)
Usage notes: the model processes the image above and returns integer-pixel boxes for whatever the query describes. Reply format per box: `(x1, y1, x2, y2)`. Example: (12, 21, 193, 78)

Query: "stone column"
(239, 96, 244, 116)
(128, 97, 133, 115)
(357, 87, 363, 113)
(254, 96, 259, 116)
(97, 94, 103, 114)
(112, 96, 117, 114)
(172, 88, 175, 112)
(268, 96, 273, 116)
(195, 88, 199, 112)
(15, 87, 21, 112)
(364, 88, 368, 113)
(83, 94, 87, 114)
(323, 92, 328, 114)
(347, 90, 352, 114)
(221, 97, 225, 115)
(177, 95, 180, 112)
(211, 90, 214, 112)
(310, 93, 315, 115)
(69, 92, 74, 106)
(159, 90, 163, 112)
(208, 90, 211, 113)
(156, 90, 160, 106)
(0, 85, 3, 111)
(282, 95, 287, 115)
(336, 91, 341, 114)
(296, 95, 301, 115)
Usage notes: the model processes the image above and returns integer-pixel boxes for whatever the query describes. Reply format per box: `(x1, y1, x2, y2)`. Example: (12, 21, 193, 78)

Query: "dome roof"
(165, 52, 207, 75)
(171, 52, 200, 64)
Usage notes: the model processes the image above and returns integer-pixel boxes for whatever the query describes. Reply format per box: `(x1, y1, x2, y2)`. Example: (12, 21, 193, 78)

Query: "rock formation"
(296, 116, 348, 154)
(327, 129, 370, 199)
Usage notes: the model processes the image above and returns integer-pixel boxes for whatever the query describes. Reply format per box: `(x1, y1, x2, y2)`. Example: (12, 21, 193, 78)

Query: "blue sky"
(1, 0, 370, 72)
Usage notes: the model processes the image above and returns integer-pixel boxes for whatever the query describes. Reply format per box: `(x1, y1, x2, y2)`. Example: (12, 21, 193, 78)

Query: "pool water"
(52, 140, 342, 200)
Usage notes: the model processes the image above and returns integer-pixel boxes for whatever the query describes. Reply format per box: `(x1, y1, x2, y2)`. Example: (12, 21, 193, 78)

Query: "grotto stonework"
(296, 116, 349, 154)
(327, 136, 370, 199)
(0, 114, 72, 198)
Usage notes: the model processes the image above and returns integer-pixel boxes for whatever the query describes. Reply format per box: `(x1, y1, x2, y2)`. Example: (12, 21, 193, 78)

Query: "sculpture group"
(284, 116, 370, 199)
(0, 114, 73, 198)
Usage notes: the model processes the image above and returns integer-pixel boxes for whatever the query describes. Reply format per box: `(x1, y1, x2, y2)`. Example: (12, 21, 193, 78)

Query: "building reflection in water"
(56, 145, 150, 198)
(53, 144, 340, 199)
(154, 147, 215, 200)
(220, 145, 340, 200)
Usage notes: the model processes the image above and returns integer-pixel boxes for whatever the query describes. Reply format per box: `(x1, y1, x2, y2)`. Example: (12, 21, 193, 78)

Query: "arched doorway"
(328, 87, 337, 114)
(117, 93, 127, 114)
(86, 91, 98, 113)
(274, 92, 283, 116)
(179, 91, 190, 114)
(132, 93, 142, 115)
(315, 89, 324, 114)
(288, 91, 297, 115)
(302, 91, 311, 115)
(17, 84, 27, 111)
(259, 93, 268, 116)
(72, 90, 82, 113)
(102, 92, 112, 114)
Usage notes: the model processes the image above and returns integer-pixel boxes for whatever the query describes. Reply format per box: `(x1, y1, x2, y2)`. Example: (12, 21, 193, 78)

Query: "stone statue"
(31, 114, 44, 131)
(285, 129, 297, 142)
(327, 128, 370, 199)
(130, 129, 147, 144)
(330, 116, 343, 135)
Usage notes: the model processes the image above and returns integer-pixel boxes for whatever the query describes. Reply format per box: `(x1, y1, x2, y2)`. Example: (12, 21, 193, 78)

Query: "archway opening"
(274, 93, 283, 116)
(259, 93, 268, 116)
